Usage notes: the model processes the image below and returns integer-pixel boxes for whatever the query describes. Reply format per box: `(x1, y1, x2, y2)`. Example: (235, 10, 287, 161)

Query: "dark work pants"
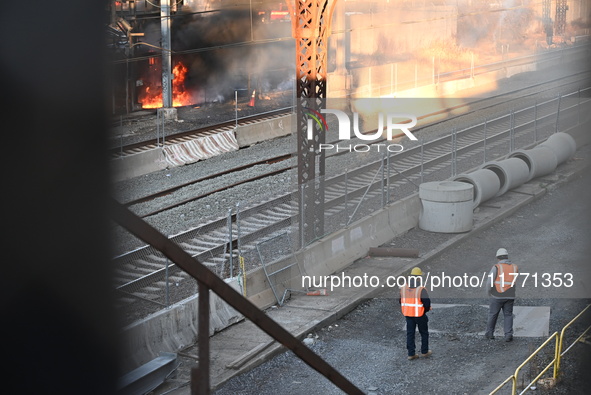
(406, 315, 429, 356)
(486, 298, 514, 338)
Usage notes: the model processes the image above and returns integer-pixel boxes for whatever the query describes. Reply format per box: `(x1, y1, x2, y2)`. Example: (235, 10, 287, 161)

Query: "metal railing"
(111, 199, 364, 395)
(113, 87, 591, 324)
(490, 305, 591, 395)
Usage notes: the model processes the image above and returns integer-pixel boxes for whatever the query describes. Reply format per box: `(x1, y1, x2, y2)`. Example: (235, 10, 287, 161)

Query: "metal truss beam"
(287, 0, 338, 246)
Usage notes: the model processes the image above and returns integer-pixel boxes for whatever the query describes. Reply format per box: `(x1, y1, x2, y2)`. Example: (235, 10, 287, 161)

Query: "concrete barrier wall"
(121, 279, 244, 371)
(120, 192, 421, 372)
(235, 114, 293, 147)
(111, 148, 168, 183)
(112, 114, 294, 182)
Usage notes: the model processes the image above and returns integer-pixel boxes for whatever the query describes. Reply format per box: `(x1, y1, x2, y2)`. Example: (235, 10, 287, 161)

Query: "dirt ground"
(211, 168, 591, 395)
(211, 297, 590, 395)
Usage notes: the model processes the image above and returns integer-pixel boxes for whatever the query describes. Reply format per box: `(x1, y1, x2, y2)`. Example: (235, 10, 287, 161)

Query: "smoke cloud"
(141, 6, 294, 103)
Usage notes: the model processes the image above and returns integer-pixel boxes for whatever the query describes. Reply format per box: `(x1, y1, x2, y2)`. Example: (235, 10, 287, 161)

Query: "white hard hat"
(496, 248, 508, 257)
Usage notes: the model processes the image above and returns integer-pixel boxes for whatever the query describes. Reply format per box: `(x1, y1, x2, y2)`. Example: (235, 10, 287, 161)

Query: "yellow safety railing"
(556, 304, 591, 373)
(490, 304, 591, 395)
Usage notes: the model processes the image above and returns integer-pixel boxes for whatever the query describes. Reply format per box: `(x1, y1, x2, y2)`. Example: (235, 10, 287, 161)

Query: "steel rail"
(119, 71, 589, 217)
(113, 89, 589, 300)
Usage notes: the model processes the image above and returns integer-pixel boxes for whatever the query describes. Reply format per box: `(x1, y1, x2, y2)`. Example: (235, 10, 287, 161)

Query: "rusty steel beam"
(110, 199, 363, 395)
(287, 0, 338, 245)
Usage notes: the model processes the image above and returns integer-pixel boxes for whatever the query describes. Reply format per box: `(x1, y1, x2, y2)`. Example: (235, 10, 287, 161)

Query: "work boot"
(420, 350, 432, 358)
(505, 336, 513, 342)
(485, 333, 495, 340)
(407, 355, 419, 360)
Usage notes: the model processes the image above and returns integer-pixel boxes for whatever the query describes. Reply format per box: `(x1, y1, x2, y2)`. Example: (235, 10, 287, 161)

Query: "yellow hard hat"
(410, 267, 423, 276)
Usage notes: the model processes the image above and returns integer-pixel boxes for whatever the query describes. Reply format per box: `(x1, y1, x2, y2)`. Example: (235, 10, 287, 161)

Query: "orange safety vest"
(400, 286, 425, 317)
(494, 262, 518, 293)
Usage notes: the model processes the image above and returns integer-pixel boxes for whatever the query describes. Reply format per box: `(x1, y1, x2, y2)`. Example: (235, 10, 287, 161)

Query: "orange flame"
(139, 61, 193, 109)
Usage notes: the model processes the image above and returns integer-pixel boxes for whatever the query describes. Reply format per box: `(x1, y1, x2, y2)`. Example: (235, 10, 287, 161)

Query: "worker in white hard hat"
(484, 248, 519, 342)
(399, 267, 432, 360)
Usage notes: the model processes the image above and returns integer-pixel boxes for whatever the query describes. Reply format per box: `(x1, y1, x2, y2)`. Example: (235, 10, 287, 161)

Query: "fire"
(138, 61, 193, 109)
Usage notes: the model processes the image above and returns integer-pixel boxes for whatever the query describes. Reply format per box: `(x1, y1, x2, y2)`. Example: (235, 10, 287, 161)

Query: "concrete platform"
(397, 304, 550, 338)
(480, 305, 551, 338)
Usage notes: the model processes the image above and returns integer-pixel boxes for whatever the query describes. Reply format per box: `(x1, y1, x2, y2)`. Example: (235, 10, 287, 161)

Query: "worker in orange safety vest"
(485, 248, 519, 342)
(399, 267, 432, 360)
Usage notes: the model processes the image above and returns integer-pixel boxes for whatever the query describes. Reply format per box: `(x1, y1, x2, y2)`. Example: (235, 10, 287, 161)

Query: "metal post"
(451, 128, 456, 177)
(162, 114, 165, 146)
(290, 0, 335, 247)
(483, 120, 487, 164)
(227, 208, 233, 278)
(191, 281, 210, 394)
(236, 202, 242, 264)
(578, 88, 581, 125)
(534, 101, 538, 143)
(420, 138, 424, 184)
(555, 94, 562, 133)
(235, 90, 238, 128)
(300, 184, 305, 248)
(381, 151, 386, 208)
(344, 171, 348, 226)
(156, 110, 160, 145)
(160, 0, 172, 109)
(249, 0, 254, 41)
(510, 110, 515, 152)
(386, 150, 391, 204)
(165, 258, 170, 307)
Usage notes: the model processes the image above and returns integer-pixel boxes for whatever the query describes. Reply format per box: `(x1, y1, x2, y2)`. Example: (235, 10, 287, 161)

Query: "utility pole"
(159, 0, 177, 120)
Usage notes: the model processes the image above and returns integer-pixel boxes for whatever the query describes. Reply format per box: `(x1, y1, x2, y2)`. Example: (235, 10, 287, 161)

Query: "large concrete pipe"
(418, 181, 474, 233)
(538, 132, 577, 165)
(508, 146, 558, 181)
(482, 158, 530, 197)
(452, 168, 501, 209)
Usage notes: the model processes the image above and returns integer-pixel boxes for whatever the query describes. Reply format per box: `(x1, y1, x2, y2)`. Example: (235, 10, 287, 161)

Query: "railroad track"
(111, 44, 588, 161)
(121, 71, 590, 218)
(113, 84, 591, 322)
(109, 108, 292, 160)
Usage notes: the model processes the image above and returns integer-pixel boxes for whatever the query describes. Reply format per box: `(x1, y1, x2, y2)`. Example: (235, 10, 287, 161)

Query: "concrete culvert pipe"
(482, 158, 530, 197)
(418, 181, 474, 233)
(538, 132, 577, 165)
(452, 168, 501, 209)
(508, 146, 558, 182)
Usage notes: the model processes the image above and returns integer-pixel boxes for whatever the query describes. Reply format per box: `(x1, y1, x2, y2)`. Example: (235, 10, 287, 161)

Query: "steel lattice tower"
(287, 0, 338, 245)
(555, 0, 568, 35)
(542, 0, 553, 44)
